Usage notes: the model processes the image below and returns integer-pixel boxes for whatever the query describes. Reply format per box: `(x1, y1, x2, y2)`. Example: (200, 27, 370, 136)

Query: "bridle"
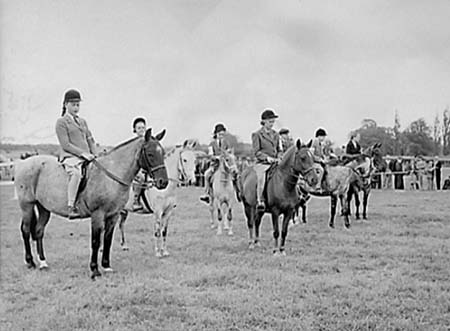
(173, 149, 191, 185)
(138, 145, 166, 178)
(281, 148, 316, 185)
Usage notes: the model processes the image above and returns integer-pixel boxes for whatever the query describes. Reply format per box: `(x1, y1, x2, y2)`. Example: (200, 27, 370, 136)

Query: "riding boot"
(132, 192, 143, 211)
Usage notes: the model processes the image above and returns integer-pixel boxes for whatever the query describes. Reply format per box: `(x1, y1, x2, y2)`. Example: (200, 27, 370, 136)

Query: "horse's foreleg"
(216, 201, 223, 236)
(20, 205, 36, 269)
(226, 204, 233, 236)
(271, 211, 280, 254)
(244, 204, 255, 249)
(161, 210, 172, 257)
(280, 209, 294, 255)
(209, 199, 215, 229)
(362, 189, 369, 220)
(329, 195, 337, 228)
(254, 212, 262, 247)
(301, 202, 307, 224)
(339, 194, 350, 229)
(354, 190, 360, 220)
(102, 213, 119, 271)
(154, 215, 163, 258)
(118, 210, 129, 250)
(35, 203, 51, 269)
(90, 211, 105, 279)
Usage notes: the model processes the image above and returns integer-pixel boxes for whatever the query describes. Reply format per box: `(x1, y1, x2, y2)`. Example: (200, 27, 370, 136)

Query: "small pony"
(208, 150, 239, 235)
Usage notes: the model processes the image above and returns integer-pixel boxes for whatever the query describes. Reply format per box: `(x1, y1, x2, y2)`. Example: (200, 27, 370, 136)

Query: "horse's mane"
(99, 136, 141, 157)
(279, 145, 296, 168)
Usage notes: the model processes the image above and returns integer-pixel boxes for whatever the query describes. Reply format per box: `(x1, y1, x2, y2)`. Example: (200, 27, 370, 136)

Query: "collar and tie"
(73, 115, 80, 126)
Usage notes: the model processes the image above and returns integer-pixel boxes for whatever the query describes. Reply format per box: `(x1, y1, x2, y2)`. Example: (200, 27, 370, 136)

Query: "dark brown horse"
(14, 129, 168, 279)
(240, 140, 318, 255)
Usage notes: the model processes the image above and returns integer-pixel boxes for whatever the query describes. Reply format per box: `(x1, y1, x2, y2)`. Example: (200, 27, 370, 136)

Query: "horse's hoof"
(248, 243, 255, 250)
(103, 267, 114, 273)
(39, 260, 49, 270)
(228, 230, 233, 236)
(216, 229, 222, 236)
(280, 250, 287, 257)
(223, 225, 230, 230)
(273, 250, 280, 256)
(121, 245, 129, 251)
(162, 250, 170, 257)
(329, 223, 335, 229)
(254, 241, 261, 248)
(155, 251, 163, 258)
(344, 224, 351, 230)
(91, 270, 102, 280)
(25, 260, 36, 269)
(210, 224, 215, 229)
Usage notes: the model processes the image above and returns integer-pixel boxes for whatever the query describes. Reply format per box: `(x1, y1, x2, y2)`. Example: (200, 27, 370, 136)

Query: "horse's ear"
(296, 139, 302, 149)
(144, 128, 153, 142)
(183, 140, 188, 148)
(306, 139, 313, 148)
(155, 129, 166, 141)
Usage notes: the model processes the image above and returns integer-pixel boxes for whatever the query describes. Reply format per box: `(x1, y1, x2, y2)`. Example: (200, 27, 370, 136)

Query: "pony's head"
(362, 142, 387, 173)
(219, 149, 238, 176)
(285, 139, 318, 188)
(178, 140, 197, 184)
(138, 129, 169, 189)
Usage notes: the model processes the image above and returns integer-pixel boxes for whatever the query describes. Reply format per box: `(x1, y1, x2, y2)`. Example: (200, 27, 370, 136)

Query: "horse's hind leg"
(280, 210, 294, 255)
(354, 191, 361, 220)
(101, 213, 119, 272)
(118, 210, 129, 250)
(216, 202, 223, 236)
(209, 199, 215, 229)
(329, 195, 337, 228)
(35, 202, 51, 269)
(20, 203, 37, 269)
(254, 212, 263, 247)
(160, 210, 172, 257)
(362, 189, 369, 220)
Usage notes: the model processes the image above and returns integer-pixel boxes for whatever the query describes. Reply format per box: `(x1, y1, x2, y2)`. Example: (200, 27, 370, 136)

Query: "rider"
(252, 109, 282, 212)
(310, 128, 328, 192)
(346, 132, 361, 155)
(131, 117, 148, 211)
(279, 128, 294, 153)
(55, 89, 96, 219)
(199, 123, 232, 204)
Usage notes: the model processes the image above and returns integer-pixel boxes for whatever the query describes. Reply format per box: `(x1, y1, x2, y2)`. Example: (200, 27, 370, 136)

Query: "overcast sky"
(1, 0, 449, 147)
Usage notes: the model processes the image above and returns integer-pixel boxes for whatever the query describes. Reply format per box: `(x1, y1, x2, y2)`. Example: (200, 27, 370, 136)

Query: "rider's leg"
(254, 163, 269, 211)
(65, 163, 82, 219)
(200, 167, 213, 203)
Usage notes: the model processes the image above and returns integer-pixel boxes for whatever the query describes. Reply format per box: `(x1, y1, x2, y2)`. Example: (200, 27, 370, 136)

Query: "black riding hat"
(133, 117, 146, 129)
(315, 128, 327, 137)
(261, 109, 278, 120)
(214, 123, 227, 134)
(279, 128, 289, 135)
(63, 89, 82, 103)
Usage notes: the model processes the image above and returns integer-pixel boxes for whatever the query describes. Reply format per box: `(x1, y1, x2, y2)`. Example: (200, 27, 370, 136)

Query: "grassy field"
(1, 183, 449, 331)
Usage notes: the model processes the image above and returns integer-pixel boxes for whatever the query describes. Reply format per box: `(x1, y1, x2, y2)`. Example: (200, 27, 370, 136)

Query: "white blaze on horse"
(14, 129, 168, 279)
(209, 150, 238, 236)
(119, 139, 199, 257)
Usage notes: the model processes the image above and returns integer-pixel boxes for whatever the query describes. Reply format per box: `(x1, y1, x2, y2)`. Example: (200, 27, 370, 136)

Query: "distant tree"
(403, 118, 434, 156)
(443, 108, 450, 155)
(393, 110, 402, 154)
(433, 113, 442, 154)
(355, 119, 396, 155)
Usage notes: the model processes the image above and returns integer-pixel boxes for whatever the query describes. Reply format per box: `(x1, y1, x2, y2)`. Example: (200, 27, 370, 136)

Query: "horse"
(347, 143, 386, 219)
(14, 129, 168, 279)
(209, 150, 238, 236)
(240, 139, 318, 255)
(118, 139, 198, 256)
(296, 144, 381, 228)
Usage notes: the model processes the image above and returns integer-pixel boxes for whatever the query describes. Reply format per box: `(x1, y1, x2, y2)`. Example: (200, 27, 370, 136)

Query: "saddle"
(262, 163, 278, 201)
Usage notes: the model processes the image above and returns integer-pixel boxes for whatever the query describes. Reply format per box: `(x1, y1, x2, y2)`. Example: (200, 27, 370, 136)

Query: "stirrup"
(67, 206, 81, 220)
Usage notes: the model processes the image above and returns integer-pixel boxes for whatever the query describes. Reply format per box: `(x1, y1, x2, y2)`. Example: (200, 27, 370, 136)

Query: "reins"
(91, 159, 130, 186)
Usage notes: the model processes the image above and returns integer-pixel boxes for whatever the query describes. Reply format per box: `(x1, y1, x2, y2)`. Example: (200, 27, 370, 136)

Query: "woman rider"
(252, 109, 282, 212)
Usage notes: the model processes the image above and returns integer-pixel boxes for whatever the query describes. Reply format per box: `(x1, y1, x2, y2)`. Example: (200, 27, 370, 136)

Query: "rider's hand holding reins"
(81, 152, 95, 161)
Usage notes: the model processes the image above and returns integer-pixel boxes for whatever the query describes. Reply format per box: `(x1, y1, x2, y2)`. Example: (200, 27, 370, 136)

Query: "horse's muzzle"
(155, 177, 169, 189)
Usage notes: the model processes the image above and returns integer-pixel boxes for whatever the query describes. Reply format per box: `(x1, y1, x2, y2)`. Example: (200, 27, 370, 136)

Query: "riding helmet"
(133, 117, 147, 129)
(63, 89, 82, 103)
(315, 128, 327, 137)
(279, 128, 289, 135)
(214, 123, 227, 134)
(261, 108, 278, 120)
